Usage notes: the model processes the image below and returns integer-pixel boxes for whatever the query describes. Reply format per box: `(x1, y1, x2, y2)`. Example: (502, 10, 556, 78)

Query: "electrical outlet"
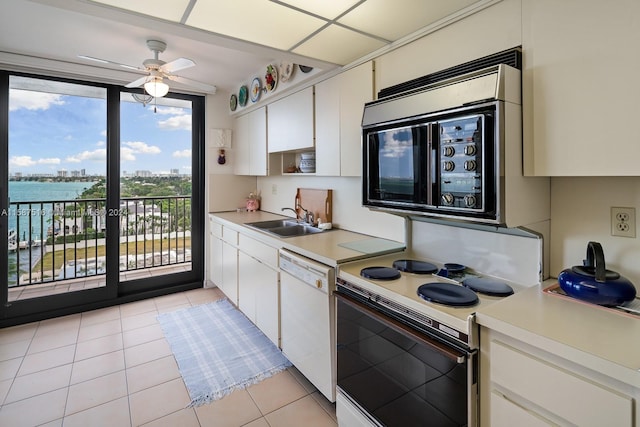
(271, 184, 277, 195)
(611, 207, 636, 238)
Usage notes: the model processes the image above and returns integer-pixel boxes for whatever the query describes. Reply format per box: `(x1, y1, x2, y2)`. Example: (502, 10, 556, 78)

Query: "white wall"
(256, 175, 405, 242)
(551, 177, 640, 285)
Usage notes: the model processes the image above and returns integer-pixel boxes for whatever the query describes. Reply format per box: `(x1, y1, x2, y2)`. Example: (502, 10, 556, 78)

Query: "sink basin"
(245, 219, 299, 229)
(245, 219, 326, 238)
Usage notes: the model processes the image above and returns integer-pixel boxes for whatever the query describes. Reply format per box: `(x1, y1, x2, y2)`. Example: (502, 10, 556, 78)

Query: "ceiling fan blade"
(125, 76, 149, 88)
(161, 57, 195, 73)
(78, 55, 143, 71)
(167, 75, 217, 94)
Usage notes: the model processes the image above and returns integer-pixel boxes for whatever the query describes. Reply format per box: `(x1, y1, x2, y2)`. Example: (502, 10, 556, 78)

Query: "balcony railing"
(8, 196, 191, 287)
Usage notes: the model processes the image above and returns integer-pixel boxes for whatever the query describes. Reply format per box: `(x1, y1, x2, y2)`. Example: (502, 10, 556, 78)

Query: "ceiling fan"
(79, 39, 217, 97)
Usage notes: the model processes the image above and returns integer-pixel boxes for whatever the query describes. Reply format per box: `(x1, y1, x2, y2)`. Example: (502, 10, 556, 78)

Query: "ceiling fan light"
(144, 77, 169, 97)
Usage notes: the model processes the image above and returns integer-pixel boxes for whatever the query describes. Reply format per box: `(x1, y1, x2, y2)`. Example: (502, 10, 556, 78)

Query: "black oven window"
(337, 297, 468, 427)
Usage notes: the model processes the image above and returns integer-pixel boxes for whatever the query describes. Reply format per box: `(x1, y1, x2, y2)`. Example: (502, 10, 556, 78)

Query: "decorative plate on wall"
(229, 93, 238, 111)
(265, 64, 278, 92)
(280, 62, 295, 82)
(238, 85, 248, 107)
(250, 77, 262, 103)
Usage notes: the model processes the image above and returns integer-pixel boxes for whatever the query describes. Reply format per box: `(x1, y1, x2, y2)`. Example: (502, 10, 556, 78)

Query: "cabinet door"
(523, 0, 640, 176)
(238, 251, 257, 323)
(248, 107, 267, 176)
(315, 62, 373, 177)
(238, 251, 279, 346)
(267, 87, 314, 153)
(233, 113, 250, 175)
(339, 62, 373, 177)
(315, 75, 341, 176)
(221, 241, 238, 305)
(254, 267, 279, 347)
(210, 234, 223, 287)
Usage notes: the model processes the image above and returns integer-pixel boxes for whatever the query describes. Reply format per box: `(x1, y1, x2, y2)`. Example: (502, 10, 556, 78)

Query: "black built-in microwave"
(363, 102, 499, 223)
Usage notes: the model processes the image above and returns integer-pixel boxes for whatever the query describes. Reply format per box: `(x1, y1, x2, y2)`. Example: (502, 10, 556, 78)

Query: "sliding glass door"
(0, 71, 204, 326)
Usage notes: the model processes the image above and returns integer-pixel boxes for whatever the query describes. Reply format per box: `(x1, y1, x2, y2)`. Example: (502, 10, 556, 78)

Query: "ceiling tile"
(186, 0, 327, 51)
(89, 0, 191, 22)
(338, 0, 479, 41)
(274, 0, 363, 20)
(292, 25, 386, 65)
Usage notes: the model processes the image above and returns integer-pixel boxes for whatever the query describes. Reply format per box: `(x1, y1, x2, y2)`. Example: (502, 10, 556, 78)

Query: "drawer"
(490, 391, 555, 427)
(210, 220, 223, 239)
(491, 340, 633, 427)
(222, 227, 238, 245)
(238, 233, 278, 268)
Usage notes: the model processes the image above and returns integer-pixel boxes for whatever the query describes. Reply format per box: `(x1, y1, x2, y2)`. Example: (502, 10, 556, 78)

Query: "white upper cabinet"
(316, 62, 374, 177)
(267, 86, 314, 153)
(233, 107, 267, 176)
(522, 0, 640, 176)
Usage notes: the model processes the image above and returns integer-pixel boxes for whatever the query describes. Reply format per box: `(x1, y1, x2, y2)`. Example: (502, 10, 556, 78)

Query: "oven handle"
(336, 291, 468, 364)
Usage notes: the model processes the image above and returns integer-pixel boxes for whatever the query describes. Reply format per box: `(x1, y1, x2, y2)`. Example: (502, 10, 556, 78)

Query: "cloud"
(153, 107, 186, 115)
(65, 149, 106, 163)
(96, 141, 105, 147)
(9, 90, 65, 111)
(10, 156, 61, 167)
(172, 149, 191, 158)
(158, 114, 191, 131)
(100, 130, 107, 137)
(121, 147, 136, 161)
(123, 141, 161, 154)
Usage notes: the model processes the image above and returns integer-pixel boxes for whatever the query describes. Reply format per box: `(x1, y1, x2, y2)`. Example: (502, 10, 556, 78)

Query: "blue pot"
(558, 242, 636, 306)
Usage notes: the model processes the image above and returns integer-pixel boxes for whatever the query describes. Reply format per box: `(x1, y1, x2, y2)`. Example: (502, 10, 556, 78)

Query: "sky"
(8, 87, 193, 176)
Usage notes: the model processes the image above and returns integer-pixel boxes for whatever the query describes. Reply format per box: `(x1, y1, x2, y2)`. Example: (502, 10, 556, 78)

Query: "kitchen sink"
(245, 219, 326, 238)
(245, 219, 300, 229)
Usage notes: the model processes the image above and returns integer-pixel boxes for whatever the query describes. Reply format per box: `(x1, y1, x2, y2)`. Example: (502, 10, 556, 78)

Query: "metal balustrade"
(7, 196, 191, 287)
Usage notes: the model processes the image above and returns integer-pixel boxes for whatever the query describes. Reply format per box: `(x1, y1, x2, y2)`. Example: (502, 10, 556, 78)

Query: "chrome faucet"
(281, 207, 300, 220)
(281, 206, 314, 225)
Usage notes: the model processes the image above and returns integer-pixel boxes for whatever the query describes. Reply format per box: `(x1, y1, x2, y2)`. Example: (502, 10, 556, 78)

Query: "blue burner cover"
(417, 282, 479, 306)
(360, 266, 401, 281)
(462, 277, 514, 296)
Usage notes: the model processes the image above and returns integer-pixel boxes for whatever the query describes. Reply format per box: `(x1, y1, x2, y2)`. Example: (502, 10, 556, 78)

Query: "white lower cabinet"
(481, 328, 634, 427)
(221, 241, 238, 304)
(237, 234, 280, 348)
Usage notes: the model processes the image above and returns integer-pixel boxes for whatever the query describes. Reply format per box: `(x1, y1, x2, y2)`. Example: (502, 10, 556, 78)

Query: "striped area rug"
(157, 298, 291, 407)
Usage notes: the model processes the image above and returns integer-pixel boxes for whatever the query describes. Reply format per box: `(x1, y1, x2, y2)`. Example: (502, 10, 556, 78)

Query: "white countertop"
(209, 210, 405, 266)
(476, 281, 640, 389)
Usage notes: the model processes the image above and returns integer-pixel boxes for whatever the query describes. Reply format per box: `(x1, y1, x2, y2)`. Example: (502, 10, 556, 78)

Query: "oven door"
(336, 291, 477, 427)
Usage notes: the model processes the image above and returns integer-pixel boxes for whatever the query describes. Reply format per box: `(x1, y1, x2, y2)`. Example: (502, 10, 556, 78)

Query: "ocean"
(7, 180, 96, 287)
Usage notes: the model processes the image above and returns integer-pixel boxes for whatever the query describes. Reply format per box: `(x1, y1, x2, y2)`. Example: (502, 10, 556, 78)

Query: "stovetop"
(336, 251, 531, 345)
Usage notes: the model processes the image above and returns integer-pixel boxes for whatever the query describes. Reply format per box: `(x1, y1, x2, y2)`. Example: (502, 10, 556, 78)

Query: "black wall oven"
(336, 285, 478, 427)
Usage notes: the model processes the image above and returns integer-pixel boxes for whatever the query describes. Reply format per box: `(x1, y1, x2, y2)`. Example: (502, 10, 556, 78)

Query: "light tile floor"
(0, 287, 337, 427)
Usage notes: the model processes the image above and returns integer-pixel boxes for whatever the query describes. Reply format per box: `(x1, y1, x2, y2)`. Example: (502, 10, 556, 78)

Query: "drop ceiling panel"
(338, 0, 479, 41)
(186, 0, 327, 51)
(274, 0, 363, 20)
(89, 0, 190, 22)
(292, 25, 386, 65)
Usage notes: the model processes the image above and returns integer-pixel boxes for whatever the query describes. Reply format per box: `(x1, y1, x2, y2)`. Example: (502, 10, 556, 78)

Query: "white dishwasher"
(279, 249, 336, 402)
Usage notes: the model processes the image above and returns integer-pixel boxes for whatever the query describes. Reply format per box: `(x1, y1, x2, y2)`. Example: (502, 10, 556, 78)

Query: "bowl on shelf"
(299, 159, 315, 173)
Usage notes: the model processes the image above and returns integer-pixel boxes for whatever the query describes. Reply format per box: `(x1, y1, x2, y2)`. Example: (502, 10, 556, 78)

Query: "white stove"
(337, 251, 531, 348)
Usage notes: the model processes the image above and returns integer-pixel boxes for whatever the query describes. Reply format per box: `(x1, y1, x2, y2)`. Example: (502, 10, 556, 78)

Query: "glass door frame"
(0, 71, 205, 327)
